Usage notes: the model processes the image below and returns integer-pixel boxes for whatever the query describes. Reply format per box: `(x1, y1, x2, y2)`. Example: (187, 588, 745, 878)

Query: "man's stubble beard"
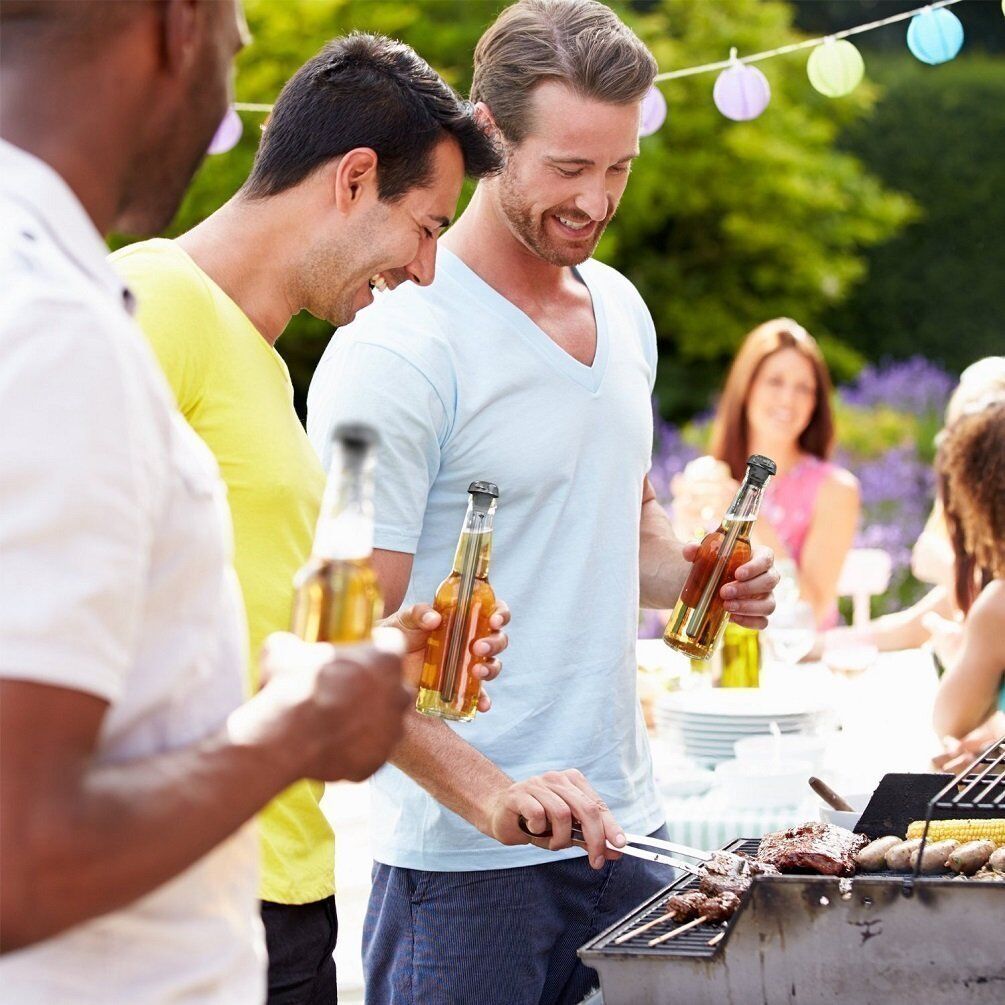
(496, 166, 612, 268)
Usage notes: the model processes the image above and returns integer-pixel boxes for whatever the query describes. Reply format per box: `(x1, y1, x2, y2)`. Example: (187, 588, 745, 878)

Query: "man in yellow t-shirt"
(113, 34, 505, 1005)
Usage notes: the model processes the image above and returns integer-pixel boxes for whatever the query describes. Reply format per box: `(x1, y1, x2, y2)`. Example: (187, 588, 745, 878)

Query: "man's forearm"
(639, 496, 689, 609)
(389, 711, 513, 836)
(4, 699, 297, 950)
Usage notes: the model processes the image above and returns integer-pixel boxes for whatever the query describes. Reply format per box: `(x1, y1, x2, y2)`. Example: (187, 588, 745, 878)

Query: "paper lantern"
(807, 38, 864, 98)
(713, 59, 771, 121)
(907, 8, 964, 65)
(639, 86, 668, 137)
(208, 107, 243, 155)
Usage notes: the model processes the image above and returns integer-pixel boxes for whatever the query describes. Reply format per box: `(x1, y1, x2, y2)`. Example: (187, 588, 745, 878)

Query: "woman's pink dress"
(760, 455, 840, 627)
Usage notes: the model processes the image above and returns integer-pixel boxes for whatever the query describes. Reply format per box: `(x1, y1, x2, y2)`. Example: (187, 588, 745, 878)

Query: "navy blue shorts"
(363, 825, 671, 1005)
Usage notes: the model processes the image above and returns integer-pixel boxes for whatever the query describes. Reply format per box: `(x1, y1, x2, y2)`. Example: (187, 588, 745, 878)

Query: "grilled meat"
(854, 836, 902, 872)
(666, 889, 741, 923)
(757, 822, 868, 877)
(699, 860, 780, 898)
(910, 839, 959, 874)
(947, 840, 995, 876)
(885, 838, 923, 871)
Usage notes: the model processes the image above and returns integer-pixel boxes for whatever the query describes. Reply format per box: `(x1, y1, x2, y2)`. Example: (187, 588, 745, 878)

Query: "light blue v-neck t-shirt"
(307, 247, 664, 871)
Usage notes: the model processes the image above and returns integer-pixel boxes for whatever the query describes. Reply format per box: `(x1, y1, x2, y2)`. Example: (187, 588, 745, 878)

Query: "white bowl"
(713, 758, 813, 810)
(733, 734, 829, 773)
(818, 791, 872, 831)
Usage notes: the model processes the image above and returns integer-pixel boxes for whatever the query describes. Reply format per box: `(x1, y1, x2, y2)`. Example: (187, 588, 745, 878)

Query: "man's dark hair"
(244, 33, 501, 201)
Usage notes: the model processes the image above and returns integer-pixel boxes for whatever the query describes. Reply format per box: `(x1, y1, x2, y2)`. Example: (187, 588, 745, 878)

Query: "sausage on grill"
(854, 836, 902, 872)
(909, 839, 959, 874)
(947, 840, 995, 876)
(885, 838, 923, 871)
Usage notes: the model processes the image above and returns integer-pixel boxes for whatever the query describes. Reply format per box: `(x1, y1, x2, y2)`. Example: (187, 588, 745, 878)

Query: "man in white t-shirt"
(0, 4, 411, 1002)
(307, 2, 779, 1001)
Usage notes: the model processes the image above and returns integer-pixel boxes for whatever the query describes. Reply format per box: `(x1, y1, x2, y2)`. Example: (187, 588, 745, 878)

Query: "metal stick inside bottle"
(684, 519, 743, 639)
(439, 511, 484, 703)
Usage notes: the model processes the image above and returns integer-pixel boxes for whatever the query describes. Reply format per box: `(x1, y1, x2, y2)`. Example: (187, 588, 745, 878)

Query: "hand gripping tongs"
(518, 817, 713, 876)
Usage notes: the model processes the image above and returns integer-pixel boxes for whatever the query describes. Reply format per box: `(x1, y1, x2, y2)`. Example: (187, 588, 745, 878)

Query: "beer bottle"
(663, 455, 776, 661)
(719, 623, 761, 688)
(416, 482, 499, 722)
(291, 423, 383, 643)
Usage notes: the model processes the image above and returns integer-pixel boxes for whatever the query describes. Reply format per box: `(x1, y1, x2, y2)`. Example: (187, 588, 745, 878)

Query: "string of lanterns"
(641, 0, 972, 133)
(210, 0, 982, 152)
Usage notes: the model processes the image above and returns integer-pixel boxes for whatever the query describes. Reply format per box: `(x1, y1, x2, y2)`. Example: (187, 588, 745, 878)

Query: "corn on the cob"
(906, 819, 1005, 845)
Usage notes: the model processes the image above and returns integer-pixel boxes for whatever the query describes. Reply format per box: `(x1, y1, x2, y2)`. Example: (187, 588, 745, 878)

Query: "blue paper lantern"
(907, 8, 964, 65)
(713, 56, 771, 122)
(639, 86, 668, 137)
(208, 107, 243, 155)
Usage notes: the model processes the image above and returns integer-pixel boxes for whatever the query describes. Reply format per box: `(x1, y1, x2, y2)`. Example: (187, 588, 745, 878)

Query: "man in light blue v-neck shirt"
(307, 2, 779, 1001)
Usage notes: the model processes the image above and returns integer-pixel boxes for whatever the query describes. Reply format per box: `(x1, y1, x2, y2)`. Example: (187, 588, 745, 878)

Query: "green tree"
(828, 55, 1005, 374)
(118, 0, 913, 419)
(612, 0, 913, 416)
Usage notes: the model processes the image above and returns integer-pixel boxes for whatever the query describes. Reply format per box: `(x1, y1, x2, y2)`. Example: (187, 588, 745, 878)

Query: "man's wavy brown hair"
(936, 401, 1005, 613)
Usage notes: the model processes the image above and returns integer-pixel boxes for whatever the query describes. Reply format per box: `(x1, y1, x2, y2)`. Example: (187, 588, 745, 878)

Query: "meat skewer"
(648, 914, 708, 947)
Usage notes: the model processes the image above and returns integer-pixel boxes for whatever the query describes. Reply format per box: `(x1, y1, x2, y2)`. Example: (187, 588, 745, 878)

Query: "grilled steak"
(699, 860, 780, 898)
(666, 889, 741, 923)
(758, 822, 868, 876)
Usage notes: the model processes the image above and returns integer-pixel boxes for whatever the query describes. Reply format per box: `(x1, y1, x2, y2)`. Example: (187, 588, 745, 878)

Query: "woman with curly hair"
(931, 400, 1005, 745)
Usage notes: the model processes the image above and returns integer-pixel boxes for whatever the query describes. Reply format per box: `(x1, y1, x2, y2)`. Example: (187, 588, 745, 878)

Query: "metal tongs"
(518, 818, 716, 875)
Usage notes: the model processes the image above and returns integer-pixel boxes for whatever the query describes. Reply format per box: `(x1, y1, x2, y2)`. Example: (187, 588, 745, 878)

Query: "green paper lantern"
(807, 38, 864, 98)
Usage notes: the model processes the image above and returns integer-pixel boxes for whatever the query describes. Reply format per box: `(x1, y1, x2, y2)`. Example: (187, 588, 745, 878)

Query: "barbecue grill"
(579, 737, 1005, 1004)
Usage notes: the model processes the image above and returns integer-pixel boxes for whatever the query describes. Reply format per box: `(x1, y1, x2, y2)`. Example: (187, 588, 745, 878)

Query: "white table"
(654, 649, 942, 847)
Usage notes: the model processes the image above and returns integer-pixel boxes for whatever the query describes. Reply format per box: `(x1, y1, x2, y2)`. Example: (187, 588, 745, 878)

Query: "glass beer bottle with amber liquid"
(416, 482, 499, 722)
(663, 455, 776, 661)
(291, 423, 383, 643)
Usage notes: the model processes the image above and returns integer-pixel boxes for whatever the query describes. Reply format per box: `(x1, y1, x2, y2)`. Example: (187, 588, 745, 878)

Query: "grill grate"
(933, 735, 1005, 813)
(595, 839, 755, 958)
(912, 734, 1005, 878)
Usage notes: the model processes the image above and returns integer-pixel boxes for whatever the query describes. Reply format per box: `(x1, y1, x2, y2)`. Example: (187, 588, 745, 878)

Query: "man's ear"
(332, 148, 380, 214)
(160, 0, 200, 75)
(473, 101, 501, 138)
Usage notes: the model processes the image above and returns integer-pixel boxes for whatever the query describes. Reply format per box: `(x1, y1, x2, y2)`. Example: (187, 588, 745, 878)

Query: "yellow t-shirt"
(111, 238, 333, 906)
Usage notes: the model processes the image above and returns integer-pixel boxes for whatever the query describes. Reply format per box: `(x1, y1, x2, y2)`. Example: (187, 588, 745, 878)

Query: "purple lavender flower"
(842, 357, 953, 417)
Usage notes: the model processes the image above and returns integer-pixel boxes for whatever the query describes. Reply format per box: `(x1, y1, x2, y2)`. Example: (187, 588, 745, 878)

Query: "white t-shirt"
(307, 246, 663, 871)
(0, 140, 264, 1003)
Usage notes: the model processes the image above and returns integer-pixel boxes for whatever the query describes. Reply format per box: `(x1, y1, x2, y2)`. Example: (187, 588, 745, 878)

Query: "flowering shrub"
(643, 357, 953, 634)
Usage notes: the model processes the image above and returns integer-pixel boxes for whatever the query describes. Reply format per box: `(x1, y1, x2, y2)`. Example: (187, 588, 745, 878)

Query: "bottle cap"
(331, 422, 380, 454)
(468, 481, 499, 499)
(745, 454, 777, 486)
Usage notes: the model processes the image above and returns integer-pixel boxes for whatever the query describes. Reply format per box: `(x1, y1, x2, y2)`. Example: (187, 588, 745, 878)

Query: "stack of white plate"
(654, 688, 830, 766)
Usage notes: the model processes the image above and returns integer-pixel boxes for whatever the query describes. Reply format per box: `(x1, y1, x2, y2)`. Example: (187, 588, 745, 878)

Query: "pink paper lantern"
(639, 86, 668, 137)
(713, 61, 771, 121)
(208, 107, 243, 155)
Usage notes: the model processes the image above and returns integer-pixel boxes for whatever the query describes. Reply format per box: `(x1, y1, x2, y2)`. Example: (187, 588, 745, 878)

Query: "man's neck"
(442, 184, 576, 305)
(178, 193, 299, 346)
(1, 74, 129, 237)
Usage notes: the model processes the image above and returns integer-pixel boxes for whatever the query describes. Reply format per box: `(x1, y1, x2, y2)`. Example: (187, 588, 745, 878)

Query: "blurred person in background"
(1, 3, 413, 1002)
(825, 357, 1005, 670)
(930, 401, 1005, 767)
(675, 319, 859, 628)
(111, 33, 505, 1004)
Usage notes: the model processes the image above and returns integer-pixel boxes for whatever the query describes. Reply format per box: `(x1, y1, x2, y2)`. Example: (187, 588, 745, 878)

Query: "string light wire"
(654, 0, 963, 82)
(232, 0, 966, 113)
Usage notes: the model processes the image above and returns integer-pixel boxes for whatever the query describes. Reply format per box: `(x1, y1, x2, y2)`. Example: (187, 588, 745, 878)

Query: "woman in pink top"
(709, 319, 860, 627)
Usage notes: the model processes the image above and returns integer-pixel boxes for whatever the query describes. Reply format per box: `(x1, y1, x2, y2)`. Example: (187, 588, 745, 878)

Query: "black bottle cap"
(331, 422, 380, 453)
(746, 454, 777, 486)
(468, 481, 499, 499)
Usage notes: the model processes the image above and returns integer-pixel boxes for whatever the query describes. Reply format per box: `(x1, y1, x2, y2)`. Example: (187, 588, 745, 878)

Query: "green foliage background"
(117, 0, 1001, 420)
(828, 55, 1005, 373)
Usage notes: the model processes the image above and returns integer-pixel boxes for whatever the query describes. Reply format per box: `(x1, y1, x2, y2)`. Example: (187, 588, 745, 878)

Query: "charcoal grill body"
(580, 854, 1005, 1004)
